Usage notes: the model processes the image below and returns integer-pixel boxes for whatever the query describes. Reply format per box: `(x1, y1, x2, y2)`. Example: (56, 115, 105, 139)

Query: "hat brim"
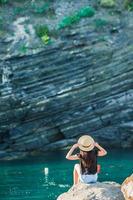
(79, 144, 94, 152)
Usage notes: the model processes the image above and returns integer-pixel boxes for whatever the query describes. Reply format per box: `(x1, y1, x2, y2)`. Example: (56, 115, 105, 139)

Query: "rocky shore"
(57, 174, 133, 200)
(57, 182, 124, 200)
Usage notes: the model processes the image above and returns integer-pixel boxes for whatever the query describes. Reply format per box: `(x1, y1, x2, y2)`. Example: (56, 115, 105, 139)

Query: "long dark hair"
(78, 149, 97, 175)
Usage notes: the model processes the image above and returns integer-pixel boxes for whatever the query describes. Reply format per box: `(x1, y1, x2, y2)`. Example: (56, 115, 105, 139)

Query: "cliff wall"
(0, 0, 133, 159)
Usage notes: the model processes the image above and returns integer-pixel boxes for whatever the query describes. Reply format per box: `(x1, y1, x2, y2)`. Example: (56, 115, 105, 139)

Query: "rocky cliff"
(0, 0, 133, 159)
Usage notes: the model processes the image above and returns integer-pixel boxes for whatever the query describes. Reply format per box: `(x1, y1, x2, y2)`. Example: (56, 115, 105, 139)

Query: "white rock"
(57, 182, 124, 200)
(121, 175, 133, 200)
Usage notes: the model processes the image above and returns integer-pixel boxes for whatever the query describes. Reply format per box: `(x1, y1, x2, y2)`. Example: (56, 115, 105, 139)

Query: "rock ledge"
(57, 182, 124, 200)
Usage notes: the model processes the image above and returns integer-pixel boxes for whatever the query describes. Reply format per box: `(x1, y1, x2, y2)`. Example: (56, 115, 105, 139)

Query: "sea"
(0, 149, 132, 200)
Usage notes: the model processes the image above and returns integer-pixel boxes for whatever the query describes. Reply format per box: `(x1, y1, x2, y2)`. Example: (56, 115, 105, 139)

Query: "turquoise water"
(0, 149, 132, 200)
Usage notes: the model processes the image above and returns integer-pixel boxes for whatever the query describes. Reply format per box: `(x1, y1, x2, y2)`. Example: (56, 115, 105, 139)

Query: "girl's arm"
(95, 142, 107, 156)
(66, 144, 79, 160)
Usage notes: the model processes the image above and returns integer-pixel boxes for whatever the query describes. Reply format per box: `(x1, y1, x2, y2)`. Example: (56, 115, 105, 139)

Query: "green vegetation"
(58, 15, 80, 29)
(58, 6, 95, 29)
(94, 18, 108, 28)
(0, 17, 3, 29)
(78, 7, 95, 18)
(14, 7, 25, 15)
(32, 3, 49, 14)
(41, 35, 50, 44)
(0, 16, 5, 37)
(35, 25, 51, 44)
(35, 6, 95, 44)
(35, 25, 50, 38)
(19, 45, 28, 54)
(0, 0, 8, 4)
(124, 0, 133, 11)
(31, 2, 50, 14)
(100, 0, 115, 7)
(98, 36, 107, 42)
(0, 30, 4, 37)
(31, 1, 55, 17)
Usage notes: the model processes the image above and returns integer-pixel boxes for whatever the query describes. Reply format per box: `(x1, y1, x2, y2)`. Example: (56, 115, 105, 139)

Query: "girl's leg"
(73, 164, 80, 185)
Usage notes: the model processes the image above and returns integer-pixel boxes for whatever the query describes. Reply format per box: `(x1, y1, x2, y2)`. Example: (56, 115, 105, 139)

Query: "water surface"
(0, 149, 132, 200)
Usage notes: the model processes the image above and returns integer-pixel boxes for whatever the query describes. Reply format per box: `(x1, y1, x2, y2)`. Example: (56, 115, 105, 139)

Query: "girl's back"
(78, 149, 98, 183)
(78, 149, 98, 175)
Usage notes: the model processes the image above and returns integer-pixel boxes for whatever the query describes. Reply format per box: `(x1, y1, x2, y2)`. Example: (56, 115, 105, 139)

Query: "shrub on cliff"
(58, 6, 95, 29)
(94, 18, 108, 28)
(35, 25, 50, 38)
(77, 7, 95, 18)
(35, 25, 51, 44)
(31, 2, 50, 14)
(0, 0, 8, 4)
(100, 0, 115, 7)
(124, 0, 133, 10)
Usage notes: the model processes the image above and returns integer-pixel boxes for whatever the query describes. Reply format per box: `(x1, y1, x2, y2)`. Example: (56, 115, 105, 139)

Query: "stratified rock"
(57, 182, 124, 200)
(0, 0, 133, 159)
(119, 122, 133, 148)
(121, 175, 133, 200)
(40, 139, 76, 151)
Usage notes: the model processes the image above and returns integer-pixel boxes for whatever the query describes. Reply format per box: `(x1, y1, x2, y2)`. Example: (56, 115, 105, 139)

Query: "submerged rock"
(57, 182, 124, 200)
(121, 175, 133, 200)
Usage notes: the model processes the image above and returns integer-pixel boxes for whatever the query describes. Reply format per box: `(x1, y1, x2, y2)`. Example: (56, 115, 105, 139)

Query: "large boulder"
(57, 182, 124, 200)
(121, 175, 133, 200)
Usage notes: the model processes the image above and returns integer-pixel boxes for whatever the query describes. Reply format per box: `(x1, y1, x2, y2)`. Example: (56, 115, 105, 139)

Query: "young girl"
(66, 135, 107, 185)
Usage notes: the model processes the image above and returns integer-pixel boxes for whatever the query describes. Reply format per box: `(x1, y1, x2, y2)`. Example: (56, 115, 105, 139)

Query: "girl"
(66, 135, 107, 185)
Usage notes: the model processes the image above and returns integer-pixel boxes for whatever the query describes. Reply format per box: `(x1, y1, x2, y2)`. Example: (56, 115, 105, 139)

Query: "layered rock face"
(0, 0, 133, 159)
(57, 182, 124, 200)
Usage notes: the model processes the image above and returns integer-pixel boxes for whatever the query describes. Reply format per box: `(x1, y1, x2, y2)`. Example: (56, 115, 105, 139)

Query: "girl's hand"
(72, 143, 79, 149)
(94, 142, 99, 147)
(94, 142, 107, 156)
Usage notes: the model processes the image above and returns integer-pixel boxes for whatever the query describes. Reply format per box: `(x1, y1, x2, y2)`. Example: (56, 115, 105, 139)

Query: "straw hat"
(78, 135, 94, 151)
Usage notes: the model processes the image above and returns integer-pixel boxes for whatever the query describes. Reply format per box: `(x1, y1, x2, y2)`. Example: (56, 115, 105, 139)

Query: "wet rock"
(0, 152, 28, 161)
(119, 122, 133, 148)
(57, 182, 124, 200)
(41, 139, 77, 151)
(0, 143, 9, 150)
(0, 150, 8, 158)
